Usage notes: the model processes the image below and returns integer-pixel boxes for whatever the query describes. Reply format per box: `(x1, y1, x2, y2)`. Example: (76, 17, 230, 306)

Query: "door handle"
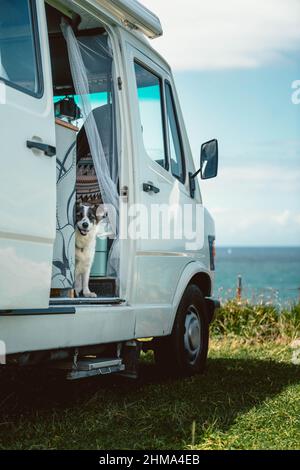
(26, 140, 56, 157)
(143, 182, 160, 194)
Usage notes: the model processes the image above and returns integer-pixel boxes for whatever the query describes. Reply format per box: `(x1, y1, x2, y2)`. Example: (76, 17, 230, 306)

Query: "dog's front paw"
(83, 290, 97, 298)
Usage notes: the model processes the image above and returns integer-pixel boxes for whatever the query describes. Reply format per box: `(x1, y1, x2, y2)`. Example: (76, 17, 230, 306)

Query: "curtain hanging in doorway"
(61, 20, 120, 279)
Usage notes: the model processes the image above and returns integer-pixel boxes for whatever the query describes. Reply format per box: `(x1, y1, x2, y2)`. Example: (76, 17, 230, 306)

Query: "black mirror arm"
(189, 166, 202, 198)
(188, 171, 196, 199)
(190, 167, 201, 180)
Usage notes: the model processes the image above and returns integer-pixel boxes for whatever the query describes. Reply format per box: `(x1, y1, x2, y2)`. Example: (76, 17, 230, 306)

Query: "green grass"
(0, 302, 299, 450)
(212, 300, 300, 340)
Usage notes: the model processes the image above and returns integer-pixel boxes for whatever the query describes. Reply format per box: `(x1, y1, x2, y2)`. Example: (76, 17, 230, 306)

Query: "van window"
(165, 82, 185, 183)
(0, 0, 42, 96)
(134, 61, 167, 169)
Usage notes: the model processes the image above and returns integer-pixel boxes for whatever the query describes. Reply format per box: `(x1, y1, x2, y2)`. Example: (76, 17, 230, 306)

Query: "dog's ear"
(96, 205, 107, 222)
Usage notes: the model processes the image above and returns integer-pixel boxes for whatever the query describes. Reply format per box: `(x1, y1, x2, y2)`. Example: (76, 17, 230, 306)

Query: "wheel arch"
(188, 272, 211, 298)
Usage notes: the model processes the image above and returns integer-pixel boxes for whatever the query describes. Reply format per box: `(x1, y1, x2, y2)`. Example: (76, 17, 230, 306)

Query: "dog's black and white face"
(76, 204, 99, 236)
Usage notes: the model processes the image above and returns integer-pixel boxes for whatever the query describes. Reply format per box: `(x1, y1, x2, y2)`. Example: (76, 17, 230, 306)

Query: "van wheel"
(154, 284, 209, 376)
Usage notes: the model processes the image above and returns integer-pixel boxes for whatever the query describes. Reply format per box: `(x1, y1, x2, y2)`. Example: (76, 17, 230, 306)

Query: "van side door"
(124, 40, 202, 336)
(0, 0, 56, 309)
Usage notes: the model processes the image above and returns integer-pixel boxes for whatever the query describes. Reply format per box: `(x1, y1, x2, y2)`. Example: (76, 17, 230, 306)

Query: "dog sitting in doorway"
(75, 204, 109, 298)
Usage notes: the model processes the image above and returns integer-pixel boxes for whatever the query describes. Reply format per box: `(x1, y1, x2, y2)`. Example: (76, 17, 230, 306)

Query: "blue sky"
(141, 0, 300, 246)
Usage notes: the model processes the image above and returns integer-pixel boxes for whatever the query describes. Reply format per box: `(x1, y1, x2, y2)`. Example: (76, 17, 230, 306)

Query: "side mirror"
(200, 139, 218, 179)
(189, 138, 218, 198)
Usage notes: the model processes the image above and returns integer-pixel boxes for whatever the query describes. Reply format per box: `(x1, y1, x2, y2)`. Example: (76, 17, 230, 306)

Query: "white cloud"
(204, 164, 300, 204)
(219, 165, 300, 186)
(201, 162, 300, 245)
(140, 0, 300, 70)
(271, 210, 291, 226)
(209, 207, 300, 245)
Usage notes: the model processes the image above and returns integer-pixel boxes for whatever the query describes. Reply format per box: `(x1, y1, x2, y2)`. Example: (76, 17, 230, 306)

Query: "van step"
(52, 357, 125, 380)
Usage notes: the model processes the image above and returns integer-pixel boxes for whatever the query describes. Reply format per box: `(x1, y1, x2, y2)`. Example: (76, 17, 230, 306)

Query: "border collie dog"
(75, 204, 102, 298)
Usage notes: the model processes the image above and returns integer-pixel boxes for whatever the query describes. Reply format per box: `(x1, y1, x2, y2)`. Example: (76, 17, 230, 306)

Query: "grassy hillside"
(0, 302, 299, 450)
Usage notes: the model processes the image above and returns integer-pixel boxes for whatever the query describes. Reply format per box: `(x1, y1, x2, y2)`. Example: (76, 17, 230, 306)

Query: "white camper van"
(0, 0, 219, 379)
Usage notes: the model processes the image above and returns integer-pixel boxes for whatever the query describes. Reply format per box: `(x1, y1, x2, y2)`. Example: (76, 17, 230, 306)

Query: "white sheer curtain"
(61, 20, 120, 279)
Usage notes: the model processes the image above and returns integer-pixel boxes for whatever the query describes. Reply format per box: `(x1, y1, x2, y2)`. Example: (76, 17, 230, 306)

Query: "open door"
(0, 0, 56, 309)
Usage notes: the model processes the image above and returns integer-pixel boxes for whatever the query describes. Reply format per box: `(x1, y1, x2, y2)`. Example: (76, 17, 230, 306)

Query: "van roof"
(66, 0, 163, 39)
(103, 0, 163, 38)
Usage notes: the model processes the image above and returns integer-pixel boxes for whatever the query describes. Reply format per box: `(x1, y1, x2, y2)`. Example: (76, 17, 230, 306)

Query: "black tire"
(154, 284, 209, 376)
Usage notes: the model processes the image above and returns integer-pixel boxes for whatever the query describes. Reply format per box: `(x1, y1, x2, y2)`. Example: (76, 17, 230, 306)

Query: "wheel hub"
(183, 307, 201, 365)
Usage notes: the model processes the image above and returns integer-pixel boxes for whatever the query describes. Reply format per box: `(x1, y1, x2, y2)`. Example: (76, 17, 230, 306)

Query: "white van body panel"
(0, 1, 56, 310)
(118, 31, 208, 336)
(0, 305, 135, 355)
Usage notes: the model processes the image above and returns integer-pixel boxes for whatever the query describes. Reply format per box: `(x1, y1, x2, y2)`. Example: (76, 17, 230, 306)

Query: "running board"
(50, 297, 125, 306)
(53, 357, 125, 380)
(0, 307, 75, 316)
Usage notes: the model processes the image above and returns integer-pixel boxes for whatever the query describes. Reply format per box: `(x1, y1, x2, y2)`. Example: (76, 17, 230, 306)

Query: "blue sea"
(215, 247, 300, 306)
